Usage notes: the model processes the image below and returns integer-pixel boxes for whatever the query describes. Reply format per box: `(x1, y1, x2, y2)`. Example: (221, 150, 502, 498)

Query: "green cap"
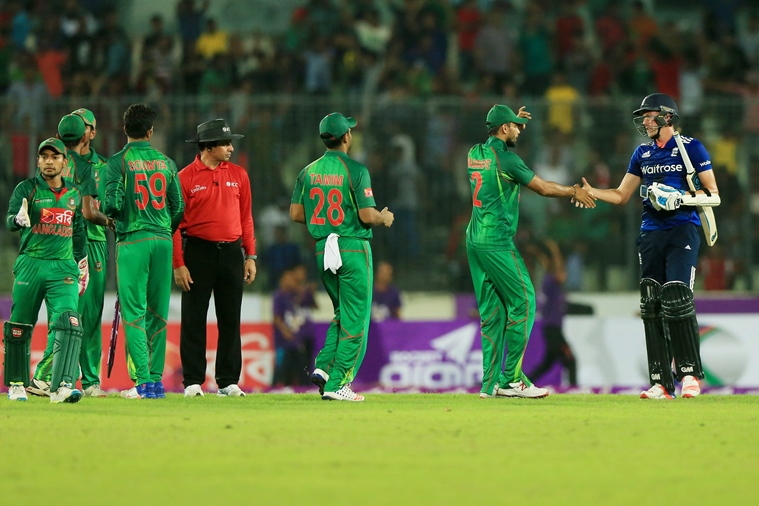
(319, 112, 357, 139)
(71, 108, 96, 127)
(58, 114, 86, 142)
(486, 104, 528, 129)
(38, 137, 66, 155)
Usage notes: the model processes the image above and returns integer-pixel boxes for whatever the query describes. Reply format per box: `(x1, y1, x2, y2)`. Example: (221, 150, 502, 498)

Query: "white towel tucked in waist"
(323, 233, 342, 274)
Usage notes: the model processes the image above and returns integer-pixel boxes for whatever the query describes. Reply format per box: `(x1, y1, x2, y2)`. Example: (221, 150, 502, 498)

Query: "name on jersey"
(127, 159, 168, 171)
(468, 157, 491, 170)
(33, 208, 73, 237)
(641, 163, 683, 175)
(309, 174, 344, 186)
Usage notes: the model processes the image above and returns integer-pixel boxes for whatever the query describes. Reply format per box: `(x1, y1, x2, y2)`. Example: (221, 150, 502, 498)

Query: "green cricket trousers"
(116, 231, 172, 386)
(314, 237, 373, 392)
(78, 240, 108, 389)
(467, 244, 536, 396)
(11, 256, 79, 382)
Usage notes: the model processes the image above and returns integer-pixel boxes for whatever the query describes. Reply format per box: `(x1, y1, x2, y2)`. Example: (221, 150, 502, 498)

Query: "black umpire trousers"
(180, 236, 244, 389)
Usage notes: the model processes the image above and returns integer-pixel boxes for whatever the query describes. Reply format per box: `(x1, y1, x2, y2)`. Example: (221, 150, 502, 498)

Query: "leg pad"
(640, 278, 675, 393)
(662, 281, 704, 381)
(50, 312, 83, 390)
(3, 322, 33, 387)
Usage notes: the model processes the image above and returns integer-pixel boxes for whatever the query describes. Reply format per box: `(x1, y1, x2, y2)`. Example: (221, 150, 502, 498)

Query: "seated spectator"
(372, 261, 401, 322)
(196, 18, 228, 60)
(272, 264, 316, 387)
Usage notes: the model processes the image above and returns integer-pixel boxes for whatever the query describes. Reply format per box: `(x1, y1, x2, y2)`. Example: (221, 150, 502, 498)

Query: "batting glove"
(15, 198, 31, 227)
(78, 256, 89, 296)
(648, 182, 683, 211)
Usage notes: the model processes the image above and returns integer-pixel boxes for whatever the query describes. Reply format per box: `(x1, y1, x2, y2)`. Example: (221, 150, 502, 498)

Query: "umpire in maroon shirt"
(172, 119, 257, 397)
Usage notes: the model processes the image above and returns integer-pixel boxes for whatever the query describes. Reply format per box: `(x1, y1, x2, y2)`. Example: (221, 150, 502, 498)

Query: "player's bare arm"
(289, 203, 306, 223)
(81, 195, 114, 228)
(359, 206, 394, 227)
(526, 175, 596, 208)
(581, 173, 640, 206)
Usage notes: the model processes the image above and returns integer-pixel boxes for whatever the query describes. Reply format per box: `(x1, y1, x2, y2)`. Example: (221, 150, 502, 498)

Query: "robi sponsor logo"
(379, 323, 482, 389)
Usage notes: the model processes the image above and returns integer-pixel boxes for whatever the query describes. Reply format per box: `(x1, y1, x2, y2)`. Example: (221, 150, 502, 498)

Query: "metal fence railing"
(0, 95, 755, 293)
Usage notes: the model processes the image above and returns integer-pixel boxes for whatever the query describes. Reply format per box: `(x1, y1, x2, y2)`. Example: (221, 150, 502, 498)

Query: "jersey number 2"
(310, 187, 345, 226)
(135, 172, 167, 210)
(471, 171, 483, 207)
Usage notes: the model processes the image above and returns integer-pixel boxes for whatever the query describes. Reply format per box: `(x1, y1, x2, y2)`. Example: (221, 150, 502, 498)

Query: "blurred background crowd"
(0, 0, 758, 294)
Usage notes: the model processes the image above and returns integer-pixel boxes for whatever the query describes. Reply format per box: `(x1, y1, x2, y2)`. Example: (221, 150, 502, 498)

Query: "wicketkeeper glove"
(78, 256, 89, 296)
(648, 182, 682, 211)
(15, 198, 31, 227)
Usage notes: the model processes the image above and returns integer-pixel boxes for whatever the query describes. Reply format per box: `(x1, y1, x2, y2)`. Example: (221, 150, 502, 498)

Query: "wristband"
(246, 255, 257, 262)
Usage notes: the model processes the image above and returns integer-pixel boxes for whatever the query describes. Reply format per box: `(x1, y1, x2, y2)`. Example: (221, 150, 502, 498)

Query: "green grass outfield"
(2, 393, 758, 506)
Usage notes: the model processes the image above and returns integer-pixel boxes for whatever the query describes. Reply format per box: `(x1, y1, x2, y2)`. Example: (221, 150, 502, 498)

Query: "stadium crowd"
(1, 0, 758, 291)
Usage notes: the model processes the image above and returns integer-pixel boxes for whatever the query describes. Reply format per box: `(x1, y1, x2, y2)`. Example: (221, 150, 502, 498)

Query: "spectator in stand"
(741, 13, 759, 71)
(372, 261, 401, 322)
(196, 18, 228, 61)
(272, 264, 317, 387)
(595, 3, 626, 57)
(519, 6, 553, 96)
(177, 0, 208, 55)
(303, 35, 332, 94)
(95, 9, 131, 82)
(544, 70, 580, 136)
(553, 1, 584, 67)
(628, 1, 658, 46)
(473, 4, 515, 93)
(34, 33, 67, 98)
(455, 0, 481, 78)
(8, 0, 32, 50)
(355, 8, 392, 56)
(5, 60, 47, 132)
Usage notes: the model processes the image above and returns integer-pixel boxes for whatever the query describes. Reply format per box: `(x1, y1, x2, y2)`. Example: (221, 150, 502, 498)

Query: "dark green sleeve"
(72, 193, 87, 262)
(291, 169, 305, 204)
(352, 163, 376, 209)
(75, 155, 97, 197)
(500, 152, 535, 187)
(104, 153, 124, 217)
(167, 158, 185, 233)
(6, 180, 32, 231)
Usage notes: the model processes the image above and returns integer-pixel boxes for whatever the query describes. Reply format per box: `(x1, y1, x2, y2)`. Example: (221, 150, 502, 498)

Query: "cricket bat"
(673, 132, 718, 246)
(107, 297, 121, 378)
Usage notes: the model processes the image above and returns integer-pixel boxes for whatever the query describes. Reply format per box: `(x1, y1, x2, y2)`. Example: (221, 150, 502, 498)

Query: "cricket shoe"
(322, 384, 365, 402)
(83, 385, 108, 397)
(136, 382, 156, 399)
(184, 384, 204, 397)
(120, 387, 141, 399)
(311, 368, 329, 396)
(681, 376, 701, 398)
(217, 384, 246, 397)
(27, 378, 51, 397)
(640, 384, 675, 400)
(8, 382, 28, 401)
(50, 383, 83, 404)
(154, 381, 166, 398)
(494, 381, 549, 399)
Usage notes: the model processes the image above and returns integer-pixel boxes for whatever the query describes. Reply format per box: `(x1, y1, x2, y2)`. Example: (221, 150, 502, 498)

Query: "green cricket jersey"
(82, 148, 108, 242)
(62, 148, 97, 197)
(292, 150, 376, 240)
(105, 140, 184, 240)
(466, 137, 535, 249)
(6, 174, 87, 261)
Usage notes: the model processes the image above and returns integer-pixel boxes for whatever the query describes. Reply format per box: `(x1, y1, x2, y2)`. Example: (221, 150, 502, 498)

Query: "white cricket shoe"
(184, 384, 204, 397)
(217, 384, 246, 397)
(120, 387, 141, 399)
(681, 375, 701, 398)
(50, 383, 83, 404)
(322, 384, 365, 402)
(640, 384, 675, 400)
(494, 381, 549, 399)
(84, 385, 108, 397)
(27, 378, 51, 397)
(8, 382, 28, 401)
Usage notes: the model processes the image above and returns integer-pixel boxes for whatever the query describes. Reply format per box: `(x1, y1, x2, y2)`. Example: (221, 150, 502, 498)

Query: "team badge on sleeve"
(364, 188, 373, 197)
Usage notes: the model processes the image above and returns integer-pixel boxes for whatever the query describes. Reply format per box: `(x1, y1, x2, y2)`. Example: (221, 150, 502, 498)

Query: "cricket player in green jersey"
(27, 113, 115, 397)
(105, 104, 184, 400)
(467, 105, 595, 399)
(290, 112, 394, 402)
(4, 138, 88, 403)
(72, 108, 113, 397)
